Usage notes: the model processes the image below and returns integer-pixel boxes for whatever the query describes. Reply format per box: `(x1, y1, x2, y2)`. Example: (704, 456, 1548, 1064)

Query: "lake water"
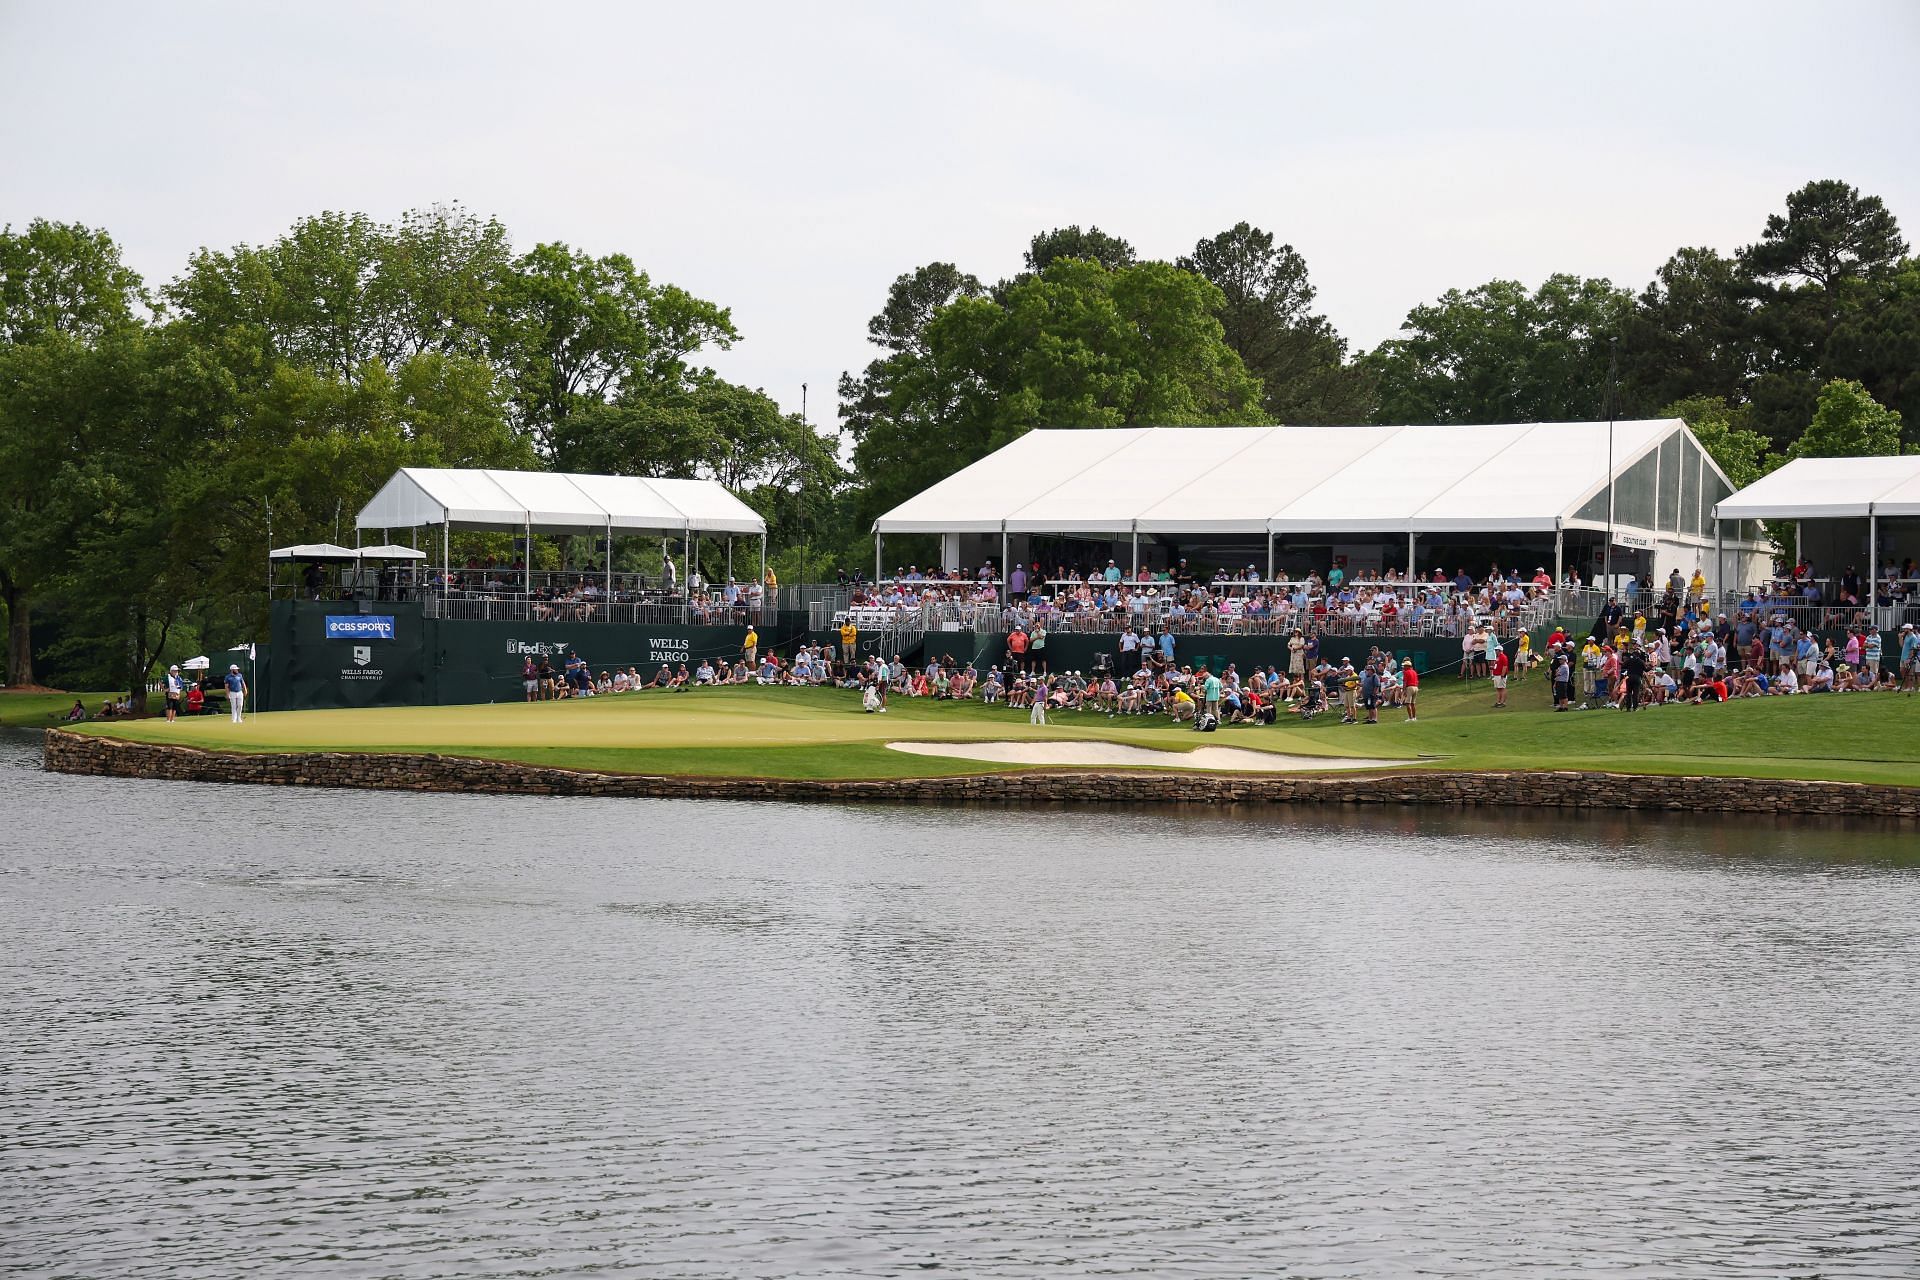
(4, 729, 1919, 1278)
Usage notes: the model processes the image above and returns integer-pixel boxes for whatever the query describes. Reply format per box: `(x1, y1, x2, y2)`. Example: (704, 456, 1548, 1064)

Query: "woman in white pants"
(1029, 679, 1048, 725)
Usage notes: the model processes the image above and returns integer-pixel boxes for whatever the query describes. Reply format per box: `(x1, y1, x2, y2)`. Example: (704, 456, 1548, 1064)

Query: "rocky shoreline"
(41, 729, 1920, 820)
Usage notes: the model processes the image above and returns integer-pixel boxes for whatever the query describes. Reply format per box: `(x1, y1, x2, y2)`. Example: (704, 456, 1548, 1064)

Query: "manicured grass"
(72, 678, 1920, 786)
(1283, 671, 1920, 787)
(81, 685, 1398, 777)
(0, 690, 118, 727)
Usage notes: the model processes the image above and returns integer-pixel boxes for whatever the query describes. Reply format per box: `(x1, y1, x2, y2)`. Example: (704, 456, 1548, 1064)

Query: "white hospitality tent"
(354, 467, 768, 598)
(1714, 455, 1920, 590)
(873, 421, 1771, 593)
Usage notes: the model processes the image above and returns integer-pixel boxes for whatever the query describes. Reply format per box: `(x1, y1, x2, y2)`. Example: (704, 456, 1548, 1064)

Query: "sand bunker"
(886, 740, 1388, 772)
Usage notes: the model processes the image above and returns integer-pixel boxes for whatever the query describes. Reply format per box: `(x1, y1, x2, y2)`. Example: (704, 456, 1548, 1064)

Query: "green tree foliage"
(0, 220, 149, 685)
(1618, 247, 1754, 412)
(1362, 274, 1634, 424)
(1737, 181, 1914, 448)
(484, 240, 738, 465)
(1024, 225, 1136, 273)
(1178, 222, 1373, 422)
(1789, 378, 1905, 459)
(845, 257, 1263, 523)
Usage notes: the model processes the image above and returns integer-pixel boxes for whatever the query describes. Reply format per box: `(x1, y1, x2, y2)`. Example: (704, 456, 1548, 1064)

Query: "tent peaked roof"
(355, 468, 765, 537)
(874, 421, 1714, 536)
(1713, 455, 1920, 520)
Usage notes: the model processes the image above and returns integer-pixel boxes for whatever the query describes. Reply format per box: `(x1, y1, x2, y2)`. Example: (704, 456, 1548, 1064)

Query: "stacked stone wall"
(42, 730, 1920, 820)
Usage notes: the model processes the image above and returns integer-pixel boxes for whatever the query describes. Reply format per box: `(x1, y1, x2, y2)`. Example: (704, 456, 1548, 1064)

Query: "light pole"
(1602, 337, 1619, 594)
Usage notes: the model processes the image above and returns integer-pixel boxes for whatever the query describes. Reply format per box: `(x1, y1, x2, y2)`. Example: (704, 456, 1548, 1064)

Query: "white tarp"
(351, 544, 427, 560)
(269, 543, 361, 561)
(1714, 456, 1920, 520)
(355, 468, 766, 537)
(875, 420, 1728, 537)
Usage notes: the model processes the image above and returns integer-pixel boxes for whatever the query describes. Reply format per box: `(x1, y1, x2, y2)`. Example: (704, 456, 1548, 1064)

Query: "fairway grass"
(70, 678, 1920, 787)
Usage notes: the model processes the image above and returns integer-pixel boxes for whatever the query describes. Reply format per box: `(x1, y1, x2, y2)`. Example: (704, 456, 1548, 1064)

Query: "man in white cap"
(224, 663, 248, 723)
(163, 664, 185, 723)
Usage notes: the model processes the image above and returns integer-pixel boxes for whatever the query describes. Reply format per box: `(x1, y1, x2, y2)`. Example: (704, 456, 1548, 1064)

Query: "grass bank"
(71, 677, 1920, 786)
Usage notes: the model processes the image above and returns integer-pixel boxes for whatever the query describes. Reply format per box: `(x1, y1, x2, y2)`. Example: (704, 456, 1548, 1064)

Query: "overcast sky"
(5, 1, 1918, 422)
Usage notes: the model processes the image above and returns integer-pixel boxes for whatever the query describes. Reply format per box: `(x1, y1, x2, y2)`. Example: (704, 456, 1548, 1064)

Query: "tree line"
(2, 180, 1912, 690)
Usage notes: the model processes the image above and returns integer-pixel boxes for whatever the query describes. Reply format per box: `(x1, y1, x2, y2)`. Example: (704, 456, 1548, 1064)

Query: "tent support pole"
(1131, 523, 1139, 578)
(1266, 531, 1274, 584)
(442, 520, 450, 608)
(1795, 521, 1801, 570)
(1868, 510, 1877, 607)
(1407, 532, 1416, 580)
(1554, 526, 1564, 600)
(874, 532, 883, 584)
(683, 526, 691, 619)
(525, 519, 532, 599)
(1000, 527, 1009, 606)
(1715, 519, 1724, 601)
(726, 537, 733, 587)
(759, 533, 767, 617)
(606, 517, 613, 604)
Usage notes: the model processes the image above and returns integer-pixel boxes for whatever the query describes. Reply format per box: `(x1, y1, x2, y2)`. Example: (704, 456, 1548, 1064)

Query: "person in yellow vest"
(1689, 567, 1706, 602)
(763, 565, 778, 593)
(1514, 631, 1532, 682)
(838, 617, 858, 665)
(743, 624, 758, 667)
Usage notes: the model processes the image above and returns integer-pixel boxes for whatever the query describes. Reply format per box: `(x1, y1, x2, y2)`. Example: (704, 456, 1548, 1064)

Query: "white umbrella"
(353, 544, 427, 561)
(181, 655, 211, 670)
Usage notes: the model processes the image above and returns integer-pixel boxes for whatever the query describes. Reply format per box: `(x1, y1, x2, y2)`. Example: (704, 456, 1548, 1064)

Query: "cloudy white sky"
(5, 1, 1918, 421)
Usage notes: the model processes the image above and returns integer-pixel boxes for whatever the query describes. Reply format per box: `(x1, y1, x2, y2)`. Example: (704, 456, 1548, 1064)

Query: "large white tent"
(1714, 456, 1920, 588)
(1713, 456, 1920, 521)
(874, 421, 1770, 588)
(356, 468, 765, 536)
(353, 467, 767, 599)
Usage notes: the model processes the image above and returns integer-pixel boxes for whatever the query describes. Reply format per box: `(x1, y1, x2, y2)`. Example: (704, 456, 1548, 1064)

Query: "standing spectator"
(662, 551, 677, 594)
(743, 624, 758, 668)
(1200, 666, 1222, 729)
(1490, 644, 1510, 708)
(839, 616, 858, 665)
(1359, 660, 1381, 724)
(1400, 658, 1419, 721)
(224, 664, 247, 723)
(1006, 623, 1029, 673)
(163, 665, 185, 723)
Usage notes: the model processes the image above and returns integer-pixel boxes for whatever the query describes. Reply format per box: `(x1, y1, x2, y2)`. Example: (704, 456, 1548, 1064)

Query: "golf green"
(63, 678, 1920, 786)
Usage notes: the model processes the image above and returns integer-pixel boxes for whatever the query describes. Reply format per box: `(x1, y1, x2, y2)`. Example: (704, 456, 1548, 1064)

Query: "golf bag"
(1196, 712, 1219, 733)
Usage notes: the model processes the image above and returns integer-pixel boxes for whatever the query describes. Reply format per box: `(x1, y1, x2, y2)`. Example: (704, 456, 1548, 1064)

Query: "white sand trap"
(886, 740, 1388, 772)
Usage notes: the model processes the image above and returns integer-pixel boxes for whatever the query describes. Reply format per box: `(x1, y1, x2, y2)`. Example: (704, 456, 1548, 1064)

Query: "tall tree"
(1362, 274, 1633, 424)
(485, 241, 737, 463)
(1617, 247, 1754, 414)
(1738, 181, 1912, 446)
(0, 220, 148, 685)
(1789, 378, 1905, 459)
(846, 257, 1263, 523)
(1024, 225, 1136, 273)
(1178, 222, 1373, 422)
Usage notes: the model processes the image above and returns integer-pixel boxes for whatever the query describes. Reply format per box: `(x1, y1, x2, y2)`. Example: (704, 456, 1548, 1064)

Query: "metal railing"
(425, 595, 773, 627)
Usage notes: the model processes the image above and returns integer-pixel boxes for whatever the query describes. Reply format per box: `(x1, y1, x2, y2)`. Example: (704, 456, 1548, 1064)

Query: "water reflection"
(4, 730, 1918, 1277)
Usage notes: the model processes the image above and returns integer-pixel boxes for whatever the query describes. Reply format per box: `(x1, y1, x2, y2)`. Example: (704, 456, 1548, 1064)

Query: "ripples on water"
(3, 731, 1918, 1277)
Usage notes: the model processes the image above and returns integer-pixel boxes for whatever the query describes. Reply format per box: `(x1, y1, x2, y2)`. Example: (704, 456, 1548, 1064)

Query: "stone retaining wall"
(41, 730, 1920, 820)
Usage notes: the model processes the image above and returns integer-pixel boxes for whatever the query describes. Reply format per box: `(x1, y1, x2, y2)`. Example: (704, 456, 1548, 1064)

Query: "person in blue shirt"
(1198, 668, 1222, 728)
(223, 664, 248, 723)
(1104, 559, 1122, 583)
(1900, 624, 1919, 691)
(1159, 628, 1176, 664)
